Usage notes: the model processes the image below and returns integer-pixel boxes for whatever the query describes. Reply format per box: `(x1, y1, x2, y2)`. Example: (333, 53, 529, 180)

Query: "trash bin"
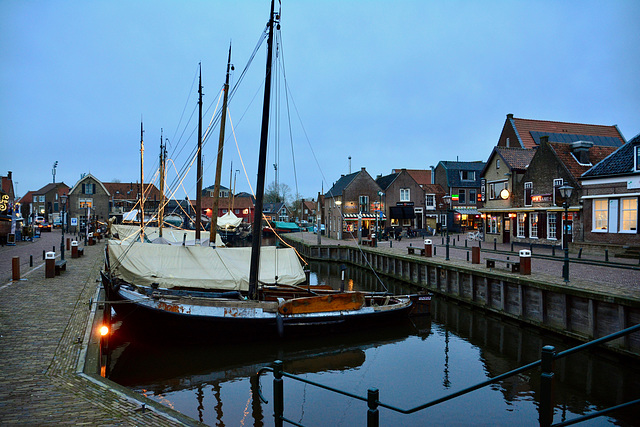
(71, 240, 79, 258)
(88, 232, 94, 246)
(45, 251, 56, 278)
(424, 239, 432, 257)
(519, 249, 531, 275)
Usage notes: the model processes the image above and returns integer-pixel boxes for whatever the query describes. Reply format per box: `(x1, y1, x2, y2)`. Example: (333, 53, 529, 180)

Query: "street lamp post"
(559, 184, 573, 283)
(443, 195, 451, 260)
(377, 191, 384, 240)
(60, 193, 67, 260)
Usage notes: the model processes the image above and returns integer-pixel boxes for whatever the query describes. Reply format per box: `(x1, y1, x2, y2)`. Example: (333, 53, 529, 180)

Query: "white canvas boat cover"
(107, 240, 306, 291)
(217, 211, 242, 229)
(111, 224, 225, 247)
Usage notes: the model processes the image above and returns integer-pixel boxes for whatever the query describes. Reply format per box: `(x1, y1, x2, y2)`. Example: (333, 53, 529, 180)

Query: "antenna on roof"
(348, 156, 351, 174)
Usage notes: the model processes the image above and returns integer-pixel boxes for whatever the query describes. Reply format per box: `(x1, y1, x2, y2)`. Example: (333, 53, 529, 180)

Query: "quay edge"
(283, 236, 640, 359)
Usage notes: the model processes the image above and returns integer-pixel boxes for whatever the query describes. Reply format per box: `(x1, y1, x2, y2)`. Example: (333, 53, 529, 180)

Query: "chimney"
(7, 171, 12, 180)
(361, 167, 366, 172)
(571, 141, 594, 164)
(540, 135, 549, 146)
(430, 165, 435, 184)
(507, 113, 514, 119)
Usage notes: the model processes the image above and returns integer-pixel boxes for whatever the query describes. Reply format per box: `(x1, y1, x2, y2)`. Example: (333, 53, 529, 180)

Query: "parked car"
(53, 218, 62, 229)
(35, 216, 52, 232)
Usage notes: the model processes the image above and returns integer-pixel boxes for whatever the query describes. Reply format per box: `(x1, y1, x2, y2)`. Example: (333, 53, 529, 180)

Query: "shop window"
(517, 213, 526, 237)
(547, 213, 557, 239)
(530, 212, 538, 238)
(621, 198, 638, 232)
(593, 199, 608, 231)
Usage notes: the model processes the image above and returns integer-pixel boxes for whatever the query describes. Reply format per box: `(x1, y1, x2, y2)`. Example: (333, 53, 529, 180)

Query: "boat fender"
(276, 313, 284, 338)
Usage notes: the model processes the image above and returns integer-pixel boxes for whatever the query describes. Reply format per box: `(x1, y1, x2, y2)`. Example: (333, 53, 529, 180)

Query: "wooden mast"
(248, 0, 277, 300)
(210, 45, 232, 246)
(158, 129, 165, 238)
(195, 64, 203, 243)
(140, 120, 144, 241)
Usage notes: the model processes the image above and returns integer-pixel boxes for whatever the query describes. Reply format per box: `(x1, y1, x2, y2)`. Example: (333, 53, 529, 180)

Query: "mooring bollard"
(472, 246, 480, 264)
(12, 256, 20, 281)
(578, 248, 582, 259)
(30, 254, 33, 267)
(66, 237, 70, 251)
(465, 240, 468, 248)
(494, 238, 497, 251)
(552, 246, 556, 257)
(511, 242, 514, 252)
(273, 360, 284, 427)
(605, 249, 609, 262)
(42, 250, 45, 260)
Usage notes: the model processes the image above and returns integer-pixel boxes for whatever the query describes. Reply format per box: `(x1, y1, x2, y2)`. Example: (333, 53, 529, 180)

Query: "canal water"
(107, 261, 639, 426)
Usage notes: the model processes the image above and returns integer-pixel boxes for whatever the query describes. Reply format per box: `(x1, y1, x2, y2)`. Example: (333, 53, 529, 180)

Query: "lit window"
(517, 213, 526, 237)
(621, 198, 638, 232)
(593, 199, 608, 231)
(400, 189, 410, 202)
(530, 212, 538, 238)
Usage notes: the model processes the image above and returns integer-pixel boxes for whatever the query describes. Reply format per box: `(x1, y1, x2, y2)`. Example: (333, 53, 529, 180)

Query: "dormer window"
(636, 146, 640, 171)
(460, 171, 475, 181)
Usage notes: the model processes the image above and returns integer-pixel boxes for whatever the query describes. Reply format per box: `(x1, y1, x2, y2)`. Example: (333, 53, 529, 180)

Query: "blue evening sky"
(1, 0, 638, 202)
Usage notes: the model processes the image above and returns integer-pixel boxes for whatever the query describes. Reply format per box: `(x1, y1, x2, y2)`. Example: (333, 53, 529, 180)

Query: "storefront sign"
(0, 192, 8, 213)
(532, 194, 552, 203)
(627, 177, 640, 189)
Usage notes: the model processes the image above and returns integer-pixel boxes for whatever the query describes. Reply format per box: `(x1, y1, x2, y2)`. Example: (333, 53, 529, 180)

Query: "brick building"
(376, 169, 423, 231)
(434, 160, 485, 232)
(581, 133, 640, 247)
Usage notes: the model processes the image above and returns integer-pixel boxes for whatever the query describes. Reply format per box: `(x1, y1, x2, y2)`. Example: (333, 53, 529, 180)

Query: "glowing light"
(100, 325, 109, 336)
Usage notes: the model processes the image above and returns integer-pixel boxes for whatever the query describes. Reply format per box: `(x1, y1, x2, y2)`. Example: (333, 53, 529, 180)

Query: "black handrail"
(257, 323, 640, 426)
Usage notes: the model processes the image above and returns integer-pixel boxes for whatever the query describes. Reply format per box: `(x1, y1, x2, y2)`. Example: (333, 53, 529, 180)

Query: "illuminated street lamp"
(60, 193, 67, 260)
(335, 200, 343, 240)
(442, 195, 451, 260)
(558, 185, 573, 283)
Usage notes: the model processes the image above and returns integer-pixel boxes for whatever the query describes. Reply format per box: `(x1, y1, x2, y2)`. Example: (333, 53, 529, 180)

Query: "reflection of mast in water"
(196, 385, 204, 423)
(214, 383, 223, 426)
(443, 328, 451, 389)
(250, 374, 264, 426)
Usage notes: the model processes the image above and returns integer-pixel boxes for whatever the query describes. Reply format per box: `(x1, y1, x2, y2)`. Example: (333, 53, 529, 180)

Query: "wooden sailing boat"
(102, 0, 420, 340)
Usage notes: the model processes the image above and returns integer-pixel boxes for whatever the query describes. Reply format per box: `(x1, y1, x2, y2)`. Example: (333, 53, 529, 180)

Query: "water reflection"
(107, 262, 639, 426)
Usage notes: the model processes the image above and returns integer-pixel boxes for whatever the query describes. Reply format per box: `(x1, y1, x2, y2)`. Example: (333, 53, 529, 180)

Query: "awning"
(454, 208, 481, 216)
(343, 213, 385, 221)
(390, 206, 415, 219)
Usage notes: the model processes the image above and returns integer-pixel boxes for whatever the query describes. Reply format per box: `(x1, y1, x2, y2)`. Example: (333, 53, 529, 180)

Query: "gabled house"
(434, 160, 486, 232)
(512, 136, 616, 247)
(201, 195, 255, 224)
(324, 167, 383, 239)
(263, 202, 290, 223)
(202, 184, 230, 199)
(581, 133, 640, 247)
(480, 147, 536, 243)
(376, 169, 422, 230)
(32, 182, 70, 224)
(68, 174, 110, 227)
(392, 168, 445, 230)
(497, 113, 625, 150)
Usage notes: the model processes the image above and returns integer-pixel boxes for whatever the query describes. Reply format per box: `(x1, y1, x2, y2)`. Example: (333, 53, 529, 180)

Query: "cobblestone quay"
(0, 237, 200, 426)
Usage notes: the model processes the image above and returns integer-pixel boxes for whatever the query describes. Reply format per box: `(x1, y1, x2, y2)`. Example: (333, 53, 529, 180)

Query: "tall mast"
(140, 120, 145, 241)
(159, 129, 165, 237)
(248, 0, 277, 300)
(210, 45, 232, 246)
(195, 63, 203, 243)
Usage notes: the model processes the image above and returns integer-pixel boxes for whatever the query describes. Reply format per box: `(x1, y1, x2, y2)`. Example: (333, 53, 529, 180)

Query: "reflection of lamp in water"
(443, 328, 450, 388)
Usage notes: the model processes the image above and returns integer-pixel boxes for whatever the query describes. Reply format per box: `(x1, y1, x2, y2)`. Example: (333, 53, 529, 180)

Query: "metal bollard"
(552, 246, 555, 257)
(30, 254, 33, 267)
(539, 345, 556, 427)
(42, 250, 45, 260)
(605, 249, 609, 262)
(466, 251, 469, 262)
(511, 242, 514, 252)
(494, 238, 497, 251)
(273, 360, 284, 427)
(578, 248, 582, 259)
(367, 388, 380, 427)
(389, 240, 392, 248)
(465, 240, 467, 248)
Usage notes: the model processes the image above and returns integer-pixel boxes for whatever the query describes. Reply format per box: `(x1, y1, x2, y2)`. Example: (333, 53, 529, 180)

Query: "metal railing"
(257, 323, 640, 426)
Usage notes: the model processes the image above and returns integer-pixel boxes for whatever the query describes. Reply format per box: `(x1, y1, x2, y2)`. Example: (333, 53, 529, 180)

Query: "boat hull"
(102, 273, 414, 341)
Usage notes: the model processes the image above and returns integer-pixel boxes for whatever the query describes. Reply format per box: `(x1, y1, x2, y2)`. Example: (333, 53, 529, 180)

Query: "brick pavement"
(0, 238, 197, 426)
(289, 231, 640, 300)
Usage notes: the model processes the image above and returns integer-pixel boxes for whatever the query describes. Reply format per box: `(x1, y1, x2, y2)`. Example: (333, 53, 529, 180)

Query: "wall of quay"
(285, 239, 640, 358)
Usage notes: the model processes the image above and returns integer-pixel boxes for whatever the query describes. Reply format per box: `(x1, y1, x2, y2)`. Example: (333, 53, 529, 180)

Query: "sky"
(1, 0, 639, 203)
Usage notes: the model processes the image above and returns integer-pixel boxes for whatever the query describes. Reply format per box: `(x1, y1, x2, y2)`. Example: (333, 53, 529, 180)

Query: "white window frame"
(425, 194, 435, 209)
(400, 188, 410, 202)
(460, 170, 475, 181)
(553, 179, 563, 205)
(359, 195, 369, 213)
(529, 212, 538, 238)
(592, 199, 608, 232)
(496, 159, 500, 169)
(547, 213, 557, 240)
(620, 197, 638, 233)
(517, 213, 526, 238)
(489, 183, 495, 200)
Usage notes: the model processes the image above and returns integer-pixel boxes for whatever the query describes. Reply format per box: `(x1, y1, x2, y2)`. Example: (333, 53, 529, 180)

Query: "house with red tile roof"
(580, 133, 640, 249)
(510, 136, 616, 248)
(497, 113, 626, 150)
